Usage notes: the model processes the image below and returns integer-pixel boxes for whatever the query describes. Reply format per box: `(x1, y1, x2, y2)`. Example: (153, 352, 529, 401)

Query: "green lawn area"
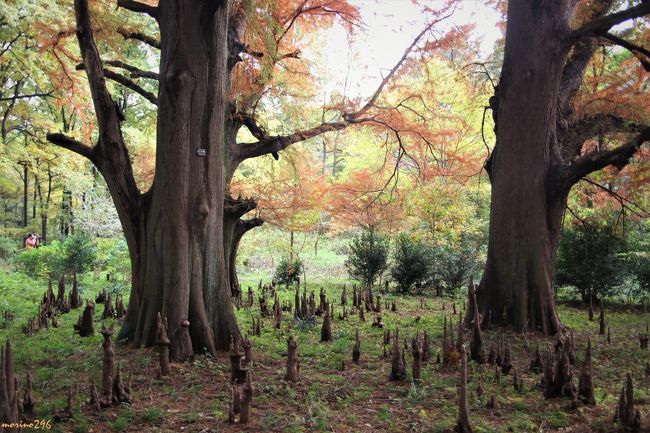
(0, 266, 648, 432)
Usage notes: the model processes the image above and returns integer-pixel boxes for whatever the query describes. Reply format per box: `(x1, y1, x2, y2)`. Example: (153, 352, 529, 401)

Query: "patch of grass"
(71, 414, 92, 433)
(140, 406, 165, 424)
(544, 409, 570, 429)
(109, 408, 136, 432)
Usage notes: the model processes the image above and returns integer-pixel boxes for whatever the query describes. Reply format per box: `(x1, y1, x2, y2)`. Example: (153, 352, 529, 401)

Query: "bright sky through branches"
(314, 0, 502, 100)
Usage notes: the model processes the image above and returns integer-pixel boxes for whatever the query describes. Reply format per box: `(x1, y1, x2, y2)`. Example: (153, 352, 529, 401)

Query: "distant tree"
(60, 232, 97, 276)
(390, 233, 431, 293)
(555, 222, 625, 301)
(345, 229, 389, 290)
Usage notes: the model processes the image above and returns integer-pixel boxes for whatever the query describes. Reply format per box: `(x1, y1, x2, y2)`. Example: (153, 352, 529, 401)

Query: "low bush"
(274, 256, 303, 286)
(390, 233, 432, 293)
(345, 229, 389, 289)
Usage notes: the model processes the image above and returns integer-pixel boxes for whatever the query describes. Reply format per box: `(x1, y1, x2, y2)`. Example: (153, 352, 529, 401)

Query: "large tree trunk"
(472, 0, 650, 335)
(472, 1, 575, 335)
(127, 0, 234, 353)
(52, 0, 239, 354)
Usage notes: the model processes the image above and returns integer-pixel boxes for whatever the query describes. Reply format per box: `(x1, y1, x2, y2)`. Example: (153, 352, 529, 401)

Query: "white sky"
(313, 0, 502, 100)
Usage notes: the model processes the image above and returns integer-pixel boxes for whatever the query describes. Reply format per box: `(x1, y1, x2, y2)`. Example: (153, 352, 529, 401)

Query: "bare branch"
(600, 32, 650, 71)
(0, 32, 24, 58)
(76, 63, 158, 105)
(238, 121, 348, 161)
(103, 69, 158, 105)
(567, 126, 650, 183)
(580, 178, 650, 218)
(117, 28, 160, 49)
(105, 60, 159, 80)
(346, 17, 443, 121)
(567, 2, 650, 42)
(45, 133, 95, 160)
(117, 0, 159, 20)
(0, 91, 53, 102)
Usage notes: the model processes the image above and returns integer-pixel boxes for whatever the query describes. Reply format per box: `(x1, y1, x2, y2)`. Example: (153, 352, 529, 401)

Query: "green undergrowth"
(0, 269, 648, 432)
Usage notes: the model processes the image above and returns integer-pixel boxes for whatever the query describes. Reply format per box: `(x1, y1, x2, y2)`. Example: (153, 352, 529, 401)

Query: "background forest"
(0, 0, 649, 432)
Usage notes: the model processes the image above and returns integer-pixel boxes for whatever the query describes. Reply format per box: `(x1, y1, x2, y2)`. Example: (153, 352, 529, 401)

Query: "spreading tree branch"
(346, 16, 443, 122)
(232, 110, 269, 141)
(567, 2, 650, 42)
(238, 122, 349, 161)
(234, 5, 458, 171)
(116, 0, 159, 21)
(235, 217, 265, 238)
(567, 126, 650, 183)
(45, 133, 95, 160)
(117, 28, 160, 49)
(224, 196, 258, 218)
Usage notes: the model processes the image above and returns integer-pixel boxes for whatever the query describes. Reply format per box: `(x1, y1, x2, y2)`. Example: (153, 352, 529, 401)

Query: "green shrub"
(95, 238, 131, 291)
(274, 257, 303, 286)
(390, 233, 432, 293)
(430, 233, 480, 296)
(14, 242, 64, 276)
(0, 237, 18, 261)
(14, 232, 96, 278)
(61, 232, 97, 275)
(345, 229, 389, 289)
(555, 222, 625, 301)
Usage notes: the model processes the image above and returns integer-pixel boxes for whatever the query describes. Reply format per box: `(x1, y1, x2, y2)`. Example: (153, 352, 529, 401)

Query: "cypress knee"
(577, 338, 595, 405)
(454, 344, 473, 433)
(239, 371, 254, 424)
(412, 335, 422, 381)
(352, 330, 361, 364)
(389, 327, 406, 381)
(156, 313, 170, 376)
(320, 301, 332, 342)
(285, 336, 299, 382)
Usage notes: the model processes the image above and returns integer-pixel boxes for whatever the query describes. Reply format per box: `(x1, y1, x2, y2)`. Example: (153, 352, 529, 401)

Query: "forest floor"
(0, 271, 649, 433)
